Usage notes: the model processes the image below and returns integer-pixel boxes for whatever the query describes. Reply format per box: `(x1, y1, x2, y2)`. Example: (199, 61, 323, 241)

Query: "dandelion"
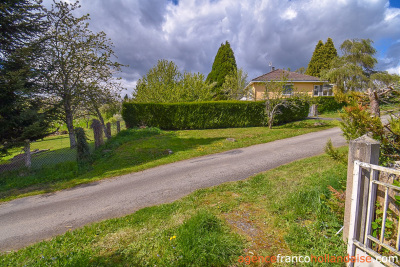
(169, 235, 176, 241)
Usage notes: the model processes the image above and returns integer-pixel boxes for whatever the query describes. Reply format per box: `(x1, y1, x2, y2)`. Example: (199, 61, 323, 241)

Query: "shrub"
(313, 96, 345, 113)
(122, 100, 309, 130)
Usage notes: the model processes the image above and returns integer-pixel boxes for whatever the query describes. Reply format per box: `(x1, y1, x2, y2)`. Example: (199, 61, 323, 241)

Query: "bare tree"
(263, 74, 303, 129)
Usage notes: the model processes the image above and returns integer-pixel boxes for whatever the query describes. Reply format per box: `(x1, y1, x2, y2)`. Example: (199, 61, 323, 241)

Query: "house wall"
(251, 81, 324, 100)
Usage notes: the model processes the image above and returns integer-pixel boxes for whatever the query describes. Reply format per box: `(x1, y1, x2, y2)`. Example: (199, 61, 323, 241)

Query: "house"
(246, 68, 334, 100)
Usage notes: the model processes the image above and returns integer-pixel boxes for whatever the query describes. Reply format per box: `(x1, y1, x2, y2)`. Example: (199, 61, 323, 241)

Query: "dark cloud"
(42, 0, 400, 93)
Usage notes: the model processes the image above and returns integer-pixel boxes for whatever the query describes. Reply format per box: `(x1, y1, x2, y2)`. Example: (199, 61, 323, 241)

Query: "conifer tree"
(0, 0, 53, 156)
(305, 40, 324, 77)
(321, 38, 338, 70)
(206, 41, 237, 99)
(306, 38, 338, 77)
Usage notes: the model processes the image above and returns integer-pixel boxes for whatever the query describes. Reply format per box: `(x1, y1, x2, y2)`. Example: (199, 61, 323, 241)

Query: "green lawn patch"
(0, 119, 338, 202)
(0, 151, 347, 266)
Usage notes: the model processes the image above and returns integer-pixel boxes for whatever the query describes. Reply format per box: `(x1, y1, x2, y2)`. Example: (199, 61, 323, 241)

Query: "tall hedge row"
(122, 100, 309, 130)
(313, 96, 345, 113)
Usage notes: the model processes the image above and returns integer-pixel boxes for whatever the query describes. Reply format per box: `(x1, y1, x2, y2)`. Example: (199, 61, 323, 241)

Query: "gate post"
(343, 135, 380, 242)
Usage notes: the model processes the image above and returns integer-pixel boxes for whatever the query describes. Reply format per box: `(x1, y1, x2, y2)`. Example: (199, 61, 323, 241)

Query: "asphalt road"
(0, 127, 346, 252)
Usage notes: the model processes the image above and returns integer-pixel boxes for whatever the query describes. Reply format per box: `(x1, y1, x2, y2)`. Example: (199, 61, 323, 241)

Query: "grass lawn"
(0, 151, 347, 266)
(317, 111, 342, 119)
(0, 119, 339, 202)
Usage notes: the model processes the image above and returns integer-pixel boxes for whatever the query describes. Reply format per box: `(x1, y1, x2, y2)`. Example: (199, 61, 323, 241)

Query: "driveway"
(0, 127, 346, 252)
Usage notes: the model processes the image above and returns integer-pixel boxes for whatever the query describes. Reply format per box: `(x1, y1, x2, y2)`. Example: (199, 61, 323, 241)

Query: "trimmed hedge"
(313, 96, 345, 113)
(122, 100, 309, 130)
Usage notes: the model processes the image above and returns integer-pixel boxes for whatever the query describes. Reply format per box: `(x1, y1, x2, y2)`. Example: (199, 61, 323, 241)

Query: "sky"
(42, 0, 400, 95)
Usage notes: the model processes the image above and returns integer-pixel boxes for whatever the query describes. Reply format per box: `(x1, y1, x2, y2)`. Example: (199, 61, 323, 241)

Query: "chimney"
(271, 66, 275, 71)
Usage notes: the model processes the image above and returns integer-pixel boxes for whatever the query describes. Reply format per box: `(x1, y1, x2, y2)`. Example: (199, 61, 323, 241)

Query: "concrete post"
(24, 140, 31, 168)
(91, 119, 104, 148)
(106, 122, 112, 138)
(343, 135, 380, 242)
(116, 121, 121, 133)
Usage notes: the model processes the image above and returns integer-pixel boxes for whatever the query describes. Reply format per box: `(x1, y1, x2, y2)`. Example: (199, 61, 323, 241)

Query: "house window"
(283, 84, 293, 95)
(322, 84, 333, 96)
(314, 84, 333, 96)
(314, 85, 320, 96)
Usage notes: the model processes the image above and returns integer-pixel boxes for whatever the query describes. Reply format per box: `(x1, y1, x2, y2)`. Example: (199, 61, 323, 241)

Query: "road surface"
(0, 127, 346, 252)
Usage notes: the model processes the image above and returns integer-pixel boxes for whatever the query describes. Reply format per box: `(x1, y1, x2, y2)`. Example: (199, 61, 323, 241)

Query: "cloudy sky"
(43, 0, 400, 95)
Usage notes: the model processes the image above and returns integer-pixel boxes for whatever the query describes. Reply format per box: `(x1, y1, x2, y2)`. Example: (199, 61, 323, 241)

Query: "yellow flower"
(169, 235, 176, 240)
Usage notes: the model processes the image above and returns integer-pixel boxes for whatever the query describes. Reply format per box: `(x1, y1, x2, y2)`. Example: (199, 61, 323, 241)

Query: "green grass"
(0, 151, 348, 266)
(0, 119, 338, 202)
(317, 111, 342, 119)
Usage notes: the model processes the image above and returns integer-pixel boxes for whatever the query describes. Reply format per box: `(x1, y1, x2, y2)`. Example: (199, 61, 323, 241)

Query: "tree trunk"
(368, 88, 380, 118)
(64, 99, 76, 148)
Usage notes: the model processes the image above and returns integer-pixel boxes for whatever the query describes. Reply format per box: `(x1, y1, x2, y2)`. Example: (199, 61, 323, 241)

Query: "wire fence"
(0, 120, 124, 175)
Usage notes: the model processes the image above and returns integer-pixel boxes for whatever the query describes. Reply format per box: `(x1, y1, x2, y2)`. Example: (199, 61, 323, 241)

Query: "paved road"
(0, 127, 346, 252)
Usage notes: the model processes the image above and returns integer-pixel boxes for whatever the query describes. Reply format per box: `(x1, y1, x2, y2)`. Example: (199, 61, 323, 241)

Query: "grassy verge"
(0, 119, 339, 202)
(0, 151, 347, 266)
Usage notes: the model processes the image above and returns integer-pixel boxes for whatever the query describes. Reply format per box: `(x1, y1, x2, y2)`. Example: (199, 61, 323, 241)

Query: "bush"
(313, 96, 345, 113)
(122, 100, 309, 130)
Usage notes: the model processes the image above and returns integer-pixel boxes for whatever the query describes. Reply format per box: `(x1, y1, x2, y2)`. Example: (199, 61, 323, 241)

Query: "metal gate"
(348, 160, 400, 267)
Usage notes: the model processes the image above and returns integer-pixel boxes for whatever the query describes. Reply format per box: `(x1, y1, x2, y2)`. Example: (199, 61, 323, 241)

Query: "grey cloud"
(42, 0, 400, 92)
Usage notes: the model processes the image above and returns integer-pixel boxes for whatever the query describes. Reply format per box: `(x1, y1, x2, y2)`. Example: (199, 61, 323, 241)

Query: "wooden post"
(91, 119, 104, 148)
(343, 135, 380, 242)
(24, 139, 31, 168)
(106, 122, 112, 138)
(116, 121, 121, 133)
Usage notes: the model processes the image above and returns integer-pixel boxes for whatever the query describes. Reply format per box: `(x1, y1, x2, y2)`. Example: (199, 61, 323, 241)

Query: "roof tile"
(252, 69, 323, 82)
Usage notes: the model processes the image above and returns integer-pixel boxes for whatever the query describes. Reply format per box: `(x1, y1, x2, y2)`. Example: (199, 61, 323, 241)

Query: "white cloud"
(387, 65, 400, 75)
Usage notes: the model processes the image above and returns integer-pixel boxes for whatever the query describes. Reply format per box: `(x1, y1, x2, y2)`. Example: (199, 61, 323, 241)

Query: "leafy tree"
(39, 1, 124, 148)
(295, 67, 306, 74)
(206, 41, 237, 99)
(262, 74, 308, 129)
(0, 0, 54, 155)
(134, 59, 214, 103)
(176, 72, 214, 102)
(322, 38, 400, 163)
(221, 68, 250, 100)
(134, 60, 181, 103)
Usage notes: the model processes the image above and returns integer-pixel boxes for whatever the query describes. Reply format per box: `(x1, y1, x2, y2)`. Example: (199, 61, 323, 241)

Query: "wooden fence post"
(91, 119, 104, 148)
(116, 121, 121, 133)
(343, 135, 380, 242)
(24, 139, 31, 168)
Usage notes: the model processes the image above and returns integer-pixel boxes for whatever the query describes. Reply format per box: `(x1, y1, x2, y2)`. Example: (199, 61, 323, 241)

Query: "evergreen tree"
(305, 40, 324, 77)
(321, 38, 338, 70)
(0, 0, 53, 156)
(306, 38, 338, 77)
(206, 41, 237, 99)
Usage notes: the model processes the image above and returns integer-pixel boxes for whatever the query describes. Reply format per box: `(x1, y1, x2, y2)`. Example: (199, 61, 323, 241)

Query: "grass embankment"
(0, 151, 347, 266)
(0, 119, 339, 202)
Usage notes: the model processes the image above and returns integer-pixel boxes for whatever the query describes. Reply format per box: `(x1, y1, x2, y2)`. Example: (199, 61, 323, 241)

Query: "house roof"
(251, 69, 324, 82)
